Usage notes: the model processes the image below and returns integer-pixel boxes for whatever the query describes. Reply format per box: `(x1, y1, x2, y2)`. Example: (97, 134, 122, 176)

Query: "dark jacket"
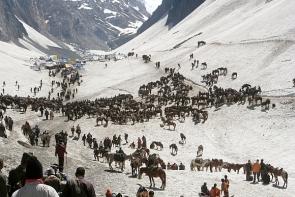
(61, 178, 96, 197)
(0, 172, 8, 197)
(55, 144, 67, 158)
(8, 165, 26, 196)
(201, 184, 209, 195)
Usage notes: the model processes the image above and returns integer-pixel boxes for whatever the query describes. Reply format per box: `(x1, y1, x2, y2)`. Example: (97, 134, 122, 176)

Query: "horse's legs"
(152, 177, 155, 187)
(149, 176, 152, 188)
(109, 160, 113, 170)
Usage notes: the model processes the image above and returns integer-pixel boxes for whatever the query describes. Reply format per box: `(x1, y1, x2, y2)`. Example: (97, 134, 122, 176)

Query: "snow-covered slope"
(0, 19, 62, 97)
(118, 0, 295, 96)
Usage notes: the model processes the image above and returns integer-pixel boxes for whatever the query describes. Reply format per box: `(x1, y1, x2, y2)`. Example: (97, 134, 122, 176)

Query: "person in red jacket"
(55, 142, 67, 173)
(210, 184, 220, 197)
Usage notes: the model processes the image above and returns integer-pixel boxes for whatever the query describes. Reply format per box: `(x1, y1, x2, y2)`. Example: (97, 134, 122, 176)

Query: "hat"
(75, 167, 85, 177)
(25, 156, 43, 179)
(21, 152, 33, 166)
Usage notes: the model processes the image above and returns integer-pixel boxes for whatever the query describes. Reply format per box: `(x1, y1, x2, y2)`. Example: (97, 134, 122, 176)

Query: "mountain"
(119, 0, 295, 96)
(138, 0, 205, 34)
(0, 0, 27, 42)
(0, 0, 150, 51)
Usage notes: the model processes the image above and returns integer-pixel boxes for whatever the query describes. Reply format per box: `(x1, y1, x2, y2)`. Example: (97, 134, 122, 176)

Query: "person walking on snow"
(49, 110, 54, 120)
(82, 134, 86, 146)
(221, 179, 229, 197)
(252, 159, 261, 183)
(209, 184, 220, 197)
(45, 109, 49, 120)
(55, 142, 67, 173)
(40, 106, 44, 117)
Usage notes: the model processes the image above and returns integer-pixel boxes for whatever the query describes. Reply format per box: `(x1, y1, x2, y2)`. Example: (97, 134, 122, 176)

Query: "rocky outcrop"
(0, 0, 150, 50)
(0, 0, 27, 42)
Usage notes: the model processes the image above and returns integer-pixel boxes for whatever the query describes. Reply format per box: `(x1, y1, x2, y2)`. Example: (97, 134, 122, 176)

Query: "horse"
(160, 117, 176, 130)
(190, 158, 211, 171)
(180, 133, 186, 144)
(40, 133, 51, 147)
(211, 159, 223, 172)
(138, 167, 166, 190)
(261, 99, 271, 110)
(150, 142, 163, 150)
(232, 72, 237, 80)
(96, 116, 106, 126)
(197, 145, 204, 157)
(107, 153, 131, 172)
(223, 163, 244, 174)
(131, 157, 143, 176)
(168, 163, 178, 170)
(271, 167, 288, 188)
(198, 41, 206, 48)
(169, 144, 178, 155)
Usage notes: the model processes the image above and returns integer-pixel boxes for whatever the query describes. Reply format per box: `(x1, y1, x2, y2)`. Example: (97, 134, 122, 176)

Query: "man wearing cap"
(61, 167, 96, 197)
(0, 158, 8, 197)
(12, 156, 59, 197)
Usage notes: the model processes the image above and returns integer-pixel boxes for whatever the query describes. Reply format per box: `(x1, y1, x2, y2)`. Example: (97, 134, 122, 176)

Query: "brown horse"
(131, 157, 143, 176)
(270, 167, 288, 188)
(223, 163, 244, 174)
(137, 191, 149, 197)
(138, 167, 166, 190)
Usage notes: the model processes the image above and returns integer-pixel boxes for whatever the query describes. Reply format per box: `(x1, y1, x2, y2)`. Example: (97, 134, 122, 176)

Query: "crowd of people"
(0, 153, 135, 197)
(199, 175, 230, 197)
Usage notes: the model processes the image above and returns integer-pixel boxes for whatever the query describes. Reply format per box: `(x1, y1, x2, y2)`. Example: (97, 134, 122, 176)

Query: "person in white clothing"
(12, 156, 59, 197)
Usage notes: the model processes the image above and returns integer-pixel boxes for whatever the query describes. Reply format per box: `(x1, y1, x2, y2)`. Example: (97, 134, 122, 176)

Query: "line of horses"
(190, 158, 288, 188)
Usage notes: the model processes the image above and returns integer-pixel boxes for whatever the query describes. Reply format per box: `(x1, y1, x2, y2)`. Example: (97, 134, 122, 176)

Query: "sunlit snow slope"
(118, 0, 295, 96)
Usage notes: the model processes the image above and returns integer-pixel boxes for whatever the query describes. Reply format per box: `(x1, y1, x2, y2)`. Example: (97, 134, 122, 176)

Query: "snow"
(78, 3, 93, 10)
(18, 19, 61, 49)
(1, 0, 295, 196)
(144, 0, 162, 14)
(104, 9, 117, 15)
(64, 43, 76, 52)
(108, 20, 144, 36)
(118, 0, 295, 97)
(0, 41, 48, 97)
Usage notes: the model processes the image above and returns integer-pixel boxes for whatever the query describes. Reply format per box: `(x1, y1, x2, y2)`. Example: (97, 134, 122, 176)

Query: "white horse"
(190, 158, 211, 171)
